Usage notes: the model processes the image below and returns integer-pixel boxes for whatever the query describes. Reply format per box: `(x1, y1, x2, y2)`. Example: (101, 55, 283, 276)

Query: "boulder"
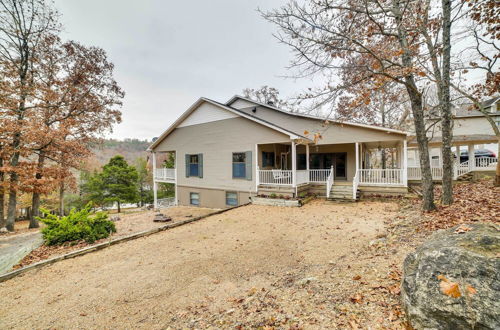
(402, 223, 500, 329)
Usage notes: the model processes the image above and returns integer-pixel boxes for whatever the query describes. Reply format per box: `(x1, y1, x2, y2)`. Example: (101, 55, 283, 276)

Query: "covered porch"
(256, 139, 408, 199)
(407, 136, 498, 181)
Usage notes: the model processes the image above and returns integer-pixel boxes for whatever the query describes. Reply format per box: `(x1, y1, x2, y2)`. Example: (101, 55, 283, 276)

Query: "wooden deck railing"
(154, 168, 176, 181)
(357, 169, 405, 186)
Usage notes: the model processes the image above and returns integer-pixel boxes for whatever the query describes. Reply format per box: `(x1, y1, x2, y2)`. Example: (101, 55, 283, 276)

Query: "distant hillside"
(92, 138, 151, 165)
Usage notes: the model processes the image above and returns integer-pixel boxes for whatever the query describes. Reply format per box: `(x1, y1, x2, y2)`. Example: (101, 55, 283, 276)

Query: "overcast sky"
(54, 0, 310, 141)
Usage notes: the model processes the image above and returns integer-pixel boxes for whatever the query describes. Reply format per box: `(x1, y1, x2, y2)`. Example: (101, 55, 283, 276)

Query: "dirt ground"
(0, 199, 422, 329)
(13, 206, 217, 269)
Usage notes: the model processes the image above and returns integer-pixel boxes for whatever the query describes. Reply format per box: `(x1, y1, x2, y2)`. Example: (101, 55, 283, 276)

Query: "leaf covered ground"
(0, 179, 497, 329)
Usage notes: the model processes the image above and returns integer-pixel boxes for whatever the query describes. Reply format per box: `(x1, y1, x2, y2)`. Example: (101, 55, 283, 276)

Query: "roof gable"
(149, 98, 308, 151)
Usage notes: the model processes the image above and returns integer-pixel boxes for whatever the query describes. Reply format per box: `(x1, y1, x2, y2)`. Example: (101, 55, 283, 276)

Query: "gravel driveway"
(0, 200, 402, 329)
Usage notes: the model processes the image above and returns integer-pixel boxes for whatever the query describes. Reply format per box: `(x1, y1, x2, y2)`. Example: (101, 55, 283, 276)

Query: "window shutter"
(245, 151, 252, 181)
(198, 153, 203, 178)
(185, 154, 190, 177)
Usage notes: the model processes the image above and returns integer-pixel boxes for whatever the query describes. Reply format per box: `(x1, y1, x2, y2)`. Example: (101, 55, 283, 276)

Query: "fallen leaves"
(350, 293, 364, 304)
(454, 224, 472, 234)
(438, 275, 461, 298)
(422, 179, 500, 231)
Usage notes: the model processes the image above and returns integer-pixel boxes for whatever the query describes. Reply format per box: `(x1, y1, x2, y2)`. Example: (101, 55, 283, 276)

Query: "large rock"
(402, 223, 499, 329)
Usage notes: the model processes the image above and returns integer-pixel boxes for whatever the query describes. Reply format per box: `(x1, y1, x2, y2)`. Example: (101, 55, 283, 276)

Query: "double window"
(226, 192, 238, 206)
(190, 192, 200, 206)
(232, 151, 252, 180)
(185, 154, 203, 178)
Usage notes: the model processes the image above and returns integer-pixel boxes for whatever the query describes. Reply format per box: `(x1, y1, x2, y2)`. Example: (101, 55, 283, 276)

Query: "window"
(226, 192, 238, 206)
(190, 192, 200, 206)
(297, 154, 307, 170)
(495, 117, 500, 128)
(185, 154, 203, 178)
(262, 152, 275, 167)
(233, 152, 246, 178)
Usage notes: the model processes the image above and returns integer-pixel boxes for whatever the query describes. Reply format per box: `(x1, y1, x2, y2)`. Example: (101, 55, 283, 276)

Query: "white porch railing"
(154, 168, 176, 181)
(296, 170, 309, 185)
(352, 171, 359, 199)
(258, 169, 293, 185)
(475, 156, 497, 169)
(309, 169, 331, 182)
(358, 169, 405, 185)
(408, 157, 497, 181)
(258, 168, 332, 186)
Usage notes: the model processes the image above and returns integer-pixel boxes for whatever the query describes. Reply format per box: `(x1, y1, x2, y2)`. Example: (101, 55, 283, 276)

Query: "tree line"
(0, 0, 123, 230)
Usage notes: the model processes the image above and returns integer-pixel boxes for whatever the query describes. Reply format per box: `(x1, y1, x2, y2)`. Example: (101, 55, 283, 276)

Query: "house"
(407, 96, 499, 181)
(148, 95, 410, 208)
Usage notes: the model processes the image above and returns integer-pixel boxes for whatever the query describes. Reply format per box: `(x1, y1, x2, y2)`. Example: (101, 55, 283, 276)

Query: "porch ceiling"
(363, 140, 402, 149)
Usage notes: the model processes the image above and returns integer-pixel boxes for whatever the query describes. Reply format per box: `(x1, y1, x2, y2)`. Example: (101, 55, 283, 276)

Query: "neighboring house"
(407, 96, 499, 180)
(149, 95, 410, 208)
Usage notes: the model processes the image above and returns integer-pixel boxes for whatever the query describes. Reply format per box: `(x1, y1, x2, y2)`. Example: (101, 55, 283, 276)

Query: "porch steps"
(328, 184, 359, 201)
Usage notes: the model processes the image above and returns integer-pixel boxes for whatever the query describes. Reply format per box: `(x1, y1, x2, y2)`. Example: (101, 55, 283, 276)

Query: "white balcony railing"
(358, 169, 405, 186)
(154, 168, 176, 181)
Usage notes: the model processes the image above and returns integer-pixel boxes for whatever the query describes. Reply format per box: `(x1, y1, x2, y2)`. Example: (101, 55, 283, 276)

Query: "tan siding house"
(149, 96, 412, 208)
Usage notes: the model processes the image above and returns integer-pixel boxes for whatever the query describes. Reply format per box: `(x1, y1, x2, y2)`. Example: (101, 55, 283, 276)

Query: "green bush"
(38, 203, 116, 245)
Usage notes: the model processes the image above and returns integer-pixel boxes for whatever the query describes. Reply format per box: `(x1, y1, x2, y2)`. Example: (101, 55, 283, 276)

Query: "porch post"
(152, 151, 158, 210)
(292, 140, 297, 188)
(355, 142, 359, 177)
(174, 151, 178, 205)
(454, 146, 460, 179)
(468, 144, 475, 170)
(306, 144, 310, 182)
(403, 139, 408, 186)
(255, 144, 259, 192)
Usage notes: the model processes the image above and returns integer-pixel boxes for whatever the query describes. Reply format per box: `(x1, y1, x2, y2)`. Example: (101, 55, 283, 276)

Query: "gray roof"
(453, 96, 500, 118)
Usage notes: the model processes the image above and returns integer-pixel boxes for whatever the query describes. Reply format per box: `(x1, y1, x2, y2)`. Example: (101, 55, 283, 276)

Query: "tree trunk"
(30, 152, 46, 228)
(6, 177, 17, 231)
(440, 0, 453, 205)
(117, 201, 121, 213)
(392, 1, 436, 211)
(0, 157, 5, 229)
(6, 149, 20, 231)
(59, 182, 65, 216)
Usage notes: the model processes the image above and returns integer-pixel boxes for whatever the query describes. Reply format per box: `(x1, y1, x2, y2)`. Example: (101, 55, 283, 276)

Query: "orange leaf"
(438, 275, 461, 298)
(303, 130, 309, 135)
(454, 224, 472, 234)
(466, 285, 477, 296)
(352, 275, 361, 281)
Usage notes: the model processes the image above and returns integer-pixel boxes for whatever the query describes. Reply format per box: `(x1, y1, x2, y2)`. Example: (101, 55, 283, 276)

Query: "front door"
(333, 153, 347, 180)
(309, 153, 347, 180)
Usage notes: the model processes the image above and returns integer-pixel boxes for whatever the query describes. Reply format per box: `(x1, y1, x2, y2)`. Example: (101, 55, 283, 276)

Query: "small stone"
(0, 227, 8, 233)
(110, 216, 121, 222)
(297, 277, 317, 285)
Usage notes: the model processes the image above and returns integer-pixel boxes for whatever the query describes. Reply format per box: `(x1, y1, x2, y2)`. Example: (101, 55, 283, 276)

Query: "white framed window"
(226, 192, 238, 206)
(190, 192, 200, 206)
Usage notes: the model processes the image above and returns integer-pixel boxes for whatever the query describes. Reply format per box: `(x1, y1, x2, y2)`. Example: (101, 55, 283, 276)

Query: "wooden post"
(403, 139, 408, 186)
(152, 152, 158, 210)
(468, 144, 475, 170)
(174, 151, 178, 206)
(255, 144, 259, 192)
(292, 140, 297, 188)
(355, 142, 359, 179)
(306, 144, 310, 182)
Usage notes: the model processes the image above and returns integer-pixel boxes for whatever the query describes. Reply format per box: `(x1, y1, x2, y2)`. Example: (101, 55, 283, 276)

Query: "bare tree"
(262, 0, 437, 210)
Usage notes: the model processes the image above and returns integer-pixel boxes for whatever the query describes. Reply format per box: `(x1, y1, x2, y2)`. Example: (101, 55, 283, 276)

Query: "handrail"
(352, 170, 359, 200)
(326, 166, 334, 198)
